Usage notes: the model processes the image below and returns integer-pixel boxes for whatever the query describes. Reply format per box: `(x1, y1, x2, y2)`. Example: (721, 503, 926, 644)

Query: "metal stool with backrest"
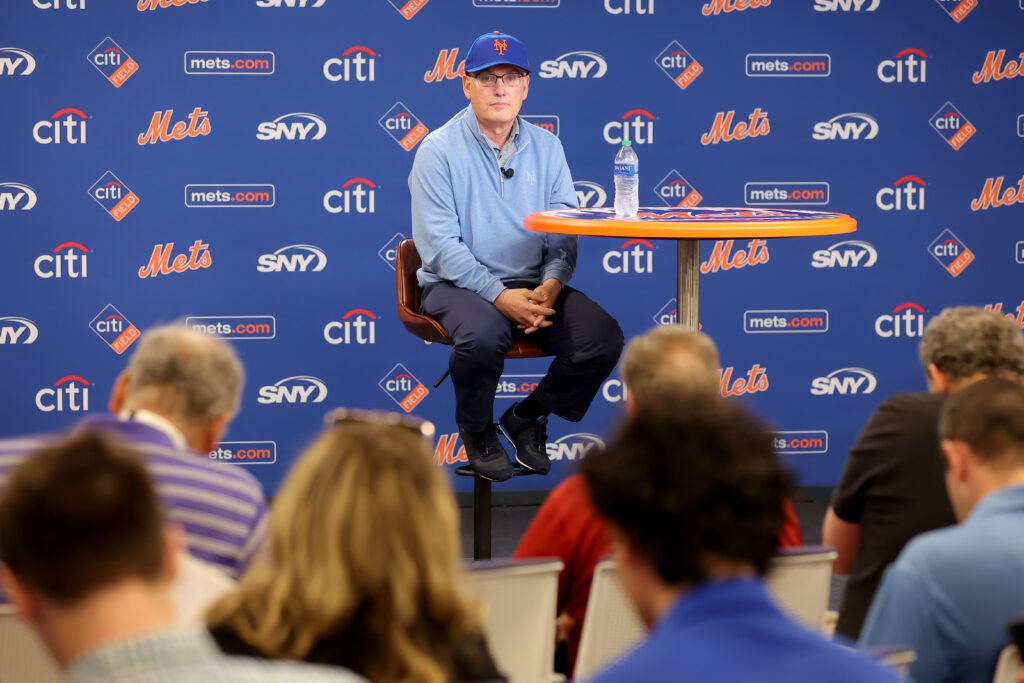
(395, 237, 547, 559)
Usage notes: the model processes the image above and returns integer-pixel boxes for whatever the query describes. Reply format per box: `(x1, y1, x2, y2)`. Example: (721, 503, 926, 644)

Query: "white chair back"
(0, 605, 63, 683)
(171, 552, 237, 625)
(765, 546, 837, 631)
(993, 644, 1021, 683)
(462, 558, 563, 683)
(573, 559, 646, 681)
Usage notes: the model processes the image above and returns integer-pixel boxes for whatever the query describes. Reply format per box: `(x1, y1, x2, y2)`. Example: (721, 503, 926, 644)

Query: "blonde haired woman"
(207, 411, 503, 682)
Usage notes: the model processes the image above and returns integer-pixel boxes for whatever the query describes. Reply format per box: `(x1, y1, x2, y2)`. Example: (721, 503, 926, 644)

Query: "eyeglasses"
(471, 71, 525, 87)
(324, 407, 436, 442)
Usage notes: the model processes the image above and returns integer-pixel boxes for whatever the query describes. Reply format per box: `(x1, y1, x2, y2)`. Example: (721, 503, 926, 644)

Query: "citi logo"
(603, 109, 655, 145)
(720, 364, 769, 397)
(36, 375, 91, 413)
(972, 50, 1024, 84)
(0, 183, 38, 211)
(574, 181, 607, 208)
(257, 0, 325, 6)
(138, 240, 211, 279)
(874, 302, 925, 338)
(33, 108, 87, 144)
(878, 48, 927, 84)
(256, 113, 325, 141)
(324, 46, 376, 82)
(810, 367, 877, 396)
(36, 242, 89, 279)
(810, 240, 878, 268)
(424, 48, 464, 83)
(0, 317, 39, 344)
(813, 0, 879, 9)
(257, 244, 326, 273)
(812, 113, 878, 141)
(538, 51, 607, 79)
(604, 0, 653, 13)
(876, 175, 926, 211)
(970, 174, 1024, 211)
(0, 48, 36, 76)
(701, 109, 770, 145)
(137, 0, 208, 10)
(546, 433, 605, 461)
(701, 238, 769, 274)
(702, 0, 770, 16)
(137, 107, 211, 145)
(257, 376, 328, 404)
(324, 177, 376, 214)
(324, 309, 377, 345)
(603, 239, 654, 274)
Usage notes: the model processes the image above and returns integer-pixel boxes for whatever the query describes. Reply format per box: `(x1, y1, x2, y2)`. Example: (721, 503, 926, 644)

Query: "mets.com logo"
(184, 51, 274, 75)
(743, 310, 828, 333)
(773, 430, 829, 455)
(0, 317, 39, 344)
(210, 441, 277, 465)
(186, 316, 276, 340)
(89, 304, 140, 355)
(88, 37, 138, 87)
(257, 376, 327, 404)
(496, 374, 544, 399)
(745, 182, 828, 206)
(379, 363, 428, 413)
(185, 184, 274, 208)
(810, 367, 877, 396)
(745, 53, 830, 77)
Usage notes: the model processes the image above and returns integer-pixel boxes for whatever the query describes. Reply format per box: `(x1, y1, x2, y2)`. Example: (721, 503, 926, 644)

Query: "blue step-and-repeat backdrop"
(3, 0, 1023, 495)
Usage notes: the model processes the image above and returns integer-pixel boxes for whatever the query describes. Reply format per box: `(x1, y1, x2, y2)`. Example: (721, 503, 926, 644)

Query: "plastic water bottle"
(613, 140, 639, 217)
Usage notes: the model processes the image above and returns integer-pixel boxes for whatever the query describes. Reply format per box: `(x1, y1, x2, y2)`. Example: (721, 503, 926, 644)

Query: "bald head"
(621, 326, 720, 409)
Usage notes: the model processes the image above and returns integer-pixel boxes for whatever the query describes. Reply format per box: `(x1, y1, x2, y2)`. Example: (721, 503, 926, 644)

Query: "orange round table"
(525, 207, 856, 329)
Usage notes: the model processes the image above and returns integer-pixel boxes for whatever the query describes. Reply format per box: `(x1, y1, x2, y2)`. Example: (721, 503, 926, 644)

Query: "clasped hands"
(494, 278, 561, 334)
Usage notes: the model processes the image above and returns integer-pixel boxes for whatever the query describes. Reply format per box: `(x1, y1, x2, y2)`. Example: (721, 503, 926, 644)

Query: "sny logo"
(878, 48, 927, 84)
(876, 176, 925, 211)
(603, 239, 654, 274)
(0, 317, 39, 344)
(33, 107, 87, 144)
(256, 113, 325, 141)
(87, 37, 138, 87)
(970, 174, 1024, 211)
(424, 48, 464, 83)
(656, 41, 702, 90)
(257, 244, 326, 273)
(378, 233, 407, 271)
(538, 51, 607, 79)
(88, 171, 138, 221)
(812, 113, 878, 141)
(928, 229, 974, 277)
(701, 239, 769, 273)
(875, 302, 925, 338)
(324, 177, 376, 214)
(386, 0, 428, 20)
(655, 170, 702, 207)
(0, 48, 36, 76)
(379, 363, 428, 412)
(930, 101, 975, 150)
(813, 0, 878, 10)
(35, 242, 89, 279)
(810, 240, 878, 268)
(933, 0, 977, 23)
(257, 376, 328, 404)
(547, 434, 605, 462)
(325, 46, 376, 82)
(701, 109, 769, 145)
(810, 367, 877, 395)
(702, 0, 770, 16)
(324, 309, 377, 345)
(138, 240, 211, 278)
(89, 304, 140, 355)
(604, 0, 653, 14)
(138, 107, 210, 145)
(574, 181, 607, 208)
(0, 183, 38, 211)
(379, 102, 428, 151)
(36, 375, 90, 412)
(604, 109, 655, 144)
(257, 0, 325, 6)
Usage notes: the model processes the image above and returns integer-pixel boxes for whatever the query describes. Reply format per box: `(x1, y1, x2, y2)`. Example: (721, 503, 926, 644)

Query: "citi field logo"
(379, 102, 428, 152)
(324, 309, 377, 345)
(603, 239, 654, 274)
(256, 113, 325, 141)
(653, 298, 677, 326)
(89, 304, 140, 355)
(138, 107, 211, 145)
(702, 0, 770, 16)
(257, 376, 327, 404)
(810, 240, 878, 268)
(810, 367, 877, 396)
(984, 302, 1024, 329)
(928, 229, 974, 277)
(970, 174, 1024, 211)
(0, 317, 39, 345)
(538, 51, 607, 79)
(975, 50, 1024, 83)
(185, 52, 274, 75)
(0, 48, 37, 76)
(604, 0, 653, 14)
(138, 240, 211, 278)
(773, 430, 829, 455)
(934, 0, 977, 23)
(701, 108, 770, 145)
(813, 0, 879, 10)
(812, 113, 878, 141)
(574, 181, 607, 208)
(257, 244, 326, 273)
(257, 0, 325, 5)
(378, 233, 406, 271)
(386, 0, 428, 20)
(496, 374, 544, 400)
(87, 38, 138, 88)
(745, 182, 828, 206)
(878, 48, 927, 84)
(186, 316, 275, 340)
(547, 434, 605, 462)
(36, 375, 91, 413)
(746, 54, 830, 77)
(379, 363, 428, 413)
(424, 48, 464, 83)
(876, 176, 926, 211)
(210, 441, 277, 465)
(875, 302, 925, 339)
(185, 184, 274, 208)
(35, 242, 89, 279)
(33, 107, 87, 144)
(655, 170, 701, 207)
(324, 46, 377, 82)
(930, 101, 975, 150)
(88, 172, 138, 221)
(656, 41, 702, 90)
(701, 239, 769, 274)
(137, 0, 208, 10)
(603, 109, 655, 145)
(522, 115, 559, 137)
(720, 364, 769, 397)
(0, 183, 38, 211)
(324, 177, 376, 214)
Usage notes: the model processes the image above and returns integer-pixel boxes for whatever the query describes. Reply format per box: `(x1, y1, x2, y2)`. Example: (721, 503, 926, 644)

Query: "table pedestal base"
(678, 239, 700, 329)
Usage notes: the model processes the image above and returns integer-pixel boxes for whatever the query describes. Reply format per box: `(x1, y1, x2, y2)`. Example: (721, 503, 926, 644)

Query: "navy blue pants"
(421, 280, 624, 431)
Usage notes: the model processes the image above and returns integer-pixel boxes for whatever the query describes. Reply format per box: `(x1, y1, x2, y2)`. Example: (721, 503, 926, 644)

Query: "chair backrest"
(574, 559, 647, 681)
(993, 644, 1021, 683)
(394, 238, 453, 345)
(171, 552, 237, 626)
(462, 558, 563, 683)
(0, 605, 63, 683)
(764, 545, 838, 631)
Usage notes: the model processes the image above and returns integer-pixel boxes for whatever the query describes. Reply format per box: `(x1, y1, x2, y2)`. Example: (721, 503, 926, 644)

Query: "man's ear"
(927, 363, 953, 393)
(108, 369, 131, 414)
(462, 74, 473, 101)
(1, 565, 38, 623)
(941, 438, 969, 483)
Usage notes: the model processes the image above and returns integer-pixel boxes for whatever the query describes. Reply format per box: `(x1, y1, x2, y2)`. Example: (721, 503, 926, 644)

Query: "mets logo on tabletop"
(87, 38, 138, 87)
(324, 177, 376, 214)
(656, 41, 702, 90)
(35, 242, 89, 279)
(379, 363, 428, 413)
(603, 109, 655, 144)
(324, 309, 377, 345)
(325, 46, 376, 82)
(33, 107, 87, 145)
(89, 304, 140, 355)
(0, 317, 39, 345)
(379, 102, 428, 152)
(256, 113, 326, 141)
(928, 229, 974, 277)
(654, 170, 701, 207)
(0, 47, 36, 76)
(88, 171, 138, 221)
(386, 0, 428, 20)
(36, 375, 91, 413)
(878, 49, 927, 84)
(0, 183, 38, 211)
(933, 0, 977, 23)
(929, 101, 975, 150)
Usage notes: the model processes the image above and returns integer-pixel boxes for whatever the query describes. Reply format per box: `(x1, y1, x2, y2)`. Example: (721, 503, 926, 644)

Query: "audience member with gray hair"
(0, 323, 267, 580)
(825, 306, 1024, 639)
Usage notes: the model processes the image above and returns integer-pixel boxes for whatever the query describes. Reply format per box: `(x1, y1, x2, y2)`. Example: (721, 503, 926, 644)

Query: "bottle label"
(614, 163, 637, 177)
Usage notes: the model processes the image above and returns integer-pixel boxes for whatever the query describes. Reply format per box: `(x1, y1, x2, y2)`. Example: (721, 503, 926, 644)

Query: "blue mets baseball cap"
(465, 31, 530, 74)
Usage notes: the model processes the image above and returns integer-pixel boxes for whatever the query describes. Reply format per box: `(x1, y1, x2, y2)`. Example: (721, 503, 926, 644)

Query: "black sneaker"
(499, 403, 551, 475)
(459, 425, 514, 482)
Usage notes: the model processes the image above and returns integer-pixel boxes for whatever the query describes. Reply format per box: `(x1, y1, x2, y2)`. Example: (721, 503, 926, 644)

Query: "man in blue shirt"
(409, 31, 622, 482)
(580, 397, 899, 682)
(860, 377, 1024, 683)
